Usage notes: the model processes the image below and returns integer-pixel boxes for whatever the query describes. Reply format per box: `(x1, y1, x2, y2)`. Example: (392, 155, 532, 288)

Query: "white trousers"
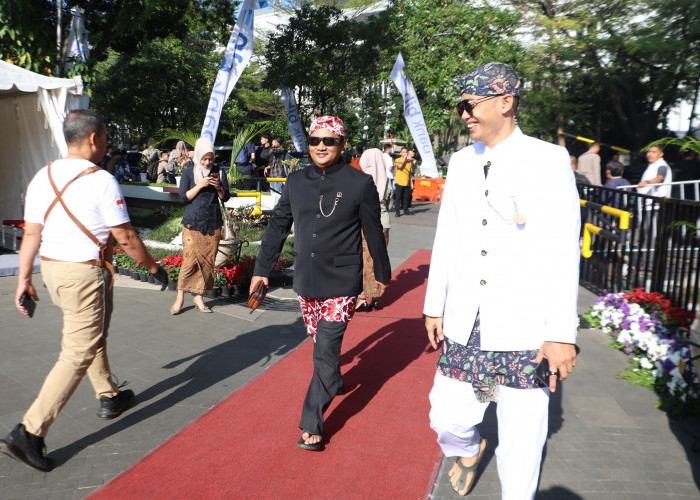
(429, 371, 550, 500)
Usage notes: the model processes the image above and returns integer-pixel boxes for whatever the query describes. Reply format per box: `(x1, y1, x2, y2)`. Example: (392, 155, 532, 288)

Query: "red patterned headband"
(309, 116, 345, 137)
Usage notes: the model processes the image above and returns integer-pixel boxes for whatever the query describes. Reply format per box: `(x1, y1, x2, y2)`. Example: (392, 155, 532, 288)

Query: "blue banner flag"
(389, 52, 438, 178)
(201, 0, 266, 143)
(281, 87, 308, 153)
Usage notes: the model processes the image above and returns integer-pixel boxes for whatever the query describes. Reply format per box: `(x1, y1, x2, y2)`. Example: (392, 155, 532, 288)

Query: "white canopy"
(0, 61, 87, 224)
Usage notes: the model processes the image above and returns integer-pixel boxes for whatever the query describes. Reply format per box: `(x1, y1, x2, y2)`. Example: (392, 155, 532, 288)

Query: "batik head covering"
(193, 137, 215, 184)
(458, 62, 522, 97)
(309, 116, 345, 137)
(359, 148, 388, 201)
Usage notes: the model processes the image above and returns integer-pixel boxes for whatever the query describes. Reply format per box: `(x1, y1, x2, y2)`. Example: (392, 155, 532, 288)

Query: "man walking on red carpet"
(423, 63, 580, 497)
(251, 116, 391, 451)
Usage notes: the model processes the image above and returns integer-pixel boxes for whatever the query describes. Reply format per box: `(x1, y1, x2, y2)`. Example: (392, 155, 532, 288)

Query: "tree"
(263, 4, 394, 143)
(92, 37, 217, 144)
(388, 0, 524, 148)
(0, 1, 241, 75)
(0, 0, 55, 73)
(505, 0, 700, 152)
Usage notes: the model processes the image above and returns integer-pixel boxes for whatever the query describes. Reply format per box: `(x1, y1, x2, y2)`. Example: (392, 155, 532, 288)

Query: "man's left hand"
(533, 341, 577, 392)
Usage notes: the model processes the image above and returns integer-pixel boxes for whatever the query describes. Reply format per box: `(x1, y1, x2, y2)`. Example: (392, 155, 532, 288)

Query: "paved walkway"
(0, 200, 698, 499)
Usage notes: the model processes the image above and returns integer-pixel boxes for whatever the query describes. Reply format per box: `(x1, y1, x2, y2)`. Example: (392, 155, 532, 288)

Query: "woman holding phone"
(170, 137, 230, 314)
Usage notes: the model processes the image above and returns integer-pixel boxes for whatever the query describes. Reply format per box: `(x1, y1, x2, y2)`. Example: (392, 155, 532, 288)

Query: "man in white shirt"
(637, 146, 672, 199)
(424, 63, 580, 497)
(0, 110, 168, 472)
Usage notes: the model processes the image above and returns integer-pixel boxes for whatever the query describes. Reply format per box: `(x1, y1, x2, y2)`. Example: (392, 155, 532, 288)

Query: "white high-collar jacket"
(423, 127, 581, 351)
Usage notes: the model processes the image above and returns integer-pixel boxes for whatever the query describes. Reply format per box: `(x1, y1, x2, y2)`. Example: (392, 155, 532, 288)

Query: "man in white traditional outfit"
(423, 62, 581, 498)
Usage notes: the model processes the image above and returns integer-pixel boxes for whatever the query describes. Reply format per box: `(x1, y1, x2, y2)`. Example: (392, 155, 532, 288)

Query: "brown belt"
(41, 256, 101, 266)
(41, 256, 115, 289)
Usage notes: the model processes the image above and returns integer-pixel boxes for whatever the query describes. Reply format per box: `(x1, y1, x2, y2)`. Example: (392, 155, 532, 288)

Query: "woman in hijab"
(355, 148, 391, 311)
(170, 138, 230, 314)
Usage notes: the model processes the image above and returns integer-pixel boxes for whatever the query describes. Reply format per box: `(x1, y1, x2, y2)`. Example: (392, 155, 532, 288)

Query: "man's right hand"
(15, 281, 39, 316)
(151, 266, 169, 291)
(425, 315, 444, 349)
(249, 276, 269, 295)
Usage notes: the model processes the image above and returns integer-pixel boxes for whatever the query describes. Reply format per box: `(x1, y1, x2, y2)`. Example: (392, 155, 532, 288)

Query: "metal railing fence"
(578, 184, 700, 313)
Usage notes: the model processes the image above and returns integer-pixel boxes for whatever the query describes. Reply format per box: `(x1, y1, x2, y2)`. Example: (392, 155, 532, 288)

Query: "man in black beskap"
(250, 116, 391, 452)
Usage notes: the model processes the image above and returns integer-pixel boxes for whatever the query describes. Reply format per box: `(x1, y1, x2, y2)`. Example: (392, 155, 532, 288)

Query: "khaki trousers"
(23, 261, 119, 437)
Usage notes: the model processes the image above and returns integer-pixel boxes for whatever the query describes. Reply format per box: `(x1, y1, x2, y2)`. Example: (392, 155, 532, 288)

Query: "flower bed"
(583, 288, 698, 415)
(214, 257, 256, 290)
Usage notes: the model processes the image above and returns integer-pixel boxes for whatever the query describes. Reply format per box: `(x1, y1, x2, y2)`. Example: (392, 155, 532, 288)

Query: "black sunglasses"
(308, 136, 342, 147)
(456, 95, 500, 116)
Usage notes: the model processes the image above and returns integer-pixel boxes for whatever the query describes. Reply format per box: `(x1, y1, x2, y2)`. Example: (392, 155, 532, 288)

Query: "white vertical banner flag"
(65, 7, 89, 71)
(280, 87, 308, 153)
(201, 0, 267, 143)
(389, 52, 438, 178)
(65, 7, 90, 108)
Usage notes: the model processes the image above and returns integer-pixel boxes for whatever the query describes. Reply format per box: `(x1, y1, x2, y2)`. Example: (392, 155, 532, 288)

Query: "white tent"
(0, 61, 86, 224)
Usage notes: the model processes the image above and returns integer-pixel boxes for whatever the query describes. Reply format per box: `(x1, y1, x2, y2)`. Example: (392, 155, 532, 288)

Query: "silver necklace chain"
(319, 192, 342, 218)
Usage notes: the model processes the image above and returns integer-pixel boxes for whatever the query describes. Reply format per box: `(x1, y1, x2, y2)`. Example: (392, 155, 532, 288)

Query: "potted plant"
(161, 253, 183, 290)
(214, 267, 229, 297)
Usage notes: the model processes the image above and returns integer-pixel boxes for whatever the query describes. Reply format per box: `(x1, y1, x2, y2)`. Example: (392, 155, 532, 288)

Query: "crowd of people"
(6, 56, 700, 500)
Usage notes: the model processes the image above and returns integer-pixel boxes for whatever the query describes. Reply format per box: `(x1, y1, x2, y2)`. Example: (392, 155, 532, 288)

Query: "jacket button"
(317, 214, 321, 218)
(482, 219, 487, 225)
(480, 279, 486, 285)
(313, 233, 317, 238)
(311, 253, 315, 257)
(481, 250, 487, 256)
(321, 176, 325, 180)
(485, 190, 488, 196)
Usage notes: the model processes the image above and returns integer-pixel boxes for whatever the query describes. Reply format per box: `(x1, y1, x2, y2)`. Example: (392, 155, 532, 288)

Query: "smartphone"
(208, 165, 220, 178)
(19, 292, 36, 318)
(535, 358, 556, 386)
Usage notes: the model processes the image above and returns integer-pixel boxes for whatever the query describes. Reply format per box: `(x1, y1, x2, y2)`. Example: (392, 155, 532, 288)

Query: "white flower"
(639, 357, 653, 370)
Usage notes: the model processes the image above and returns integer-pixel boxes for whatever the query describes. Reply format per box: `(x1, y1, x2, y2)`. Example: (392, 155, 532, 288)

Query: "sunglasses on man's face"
(456, 95, 500, 116)
(308, 136, 342, 147)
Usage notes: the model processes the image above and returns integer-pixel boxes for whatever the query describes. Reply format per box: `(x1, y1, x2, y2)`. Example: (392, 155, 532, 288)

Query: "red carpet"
(92, 250, 441, 499)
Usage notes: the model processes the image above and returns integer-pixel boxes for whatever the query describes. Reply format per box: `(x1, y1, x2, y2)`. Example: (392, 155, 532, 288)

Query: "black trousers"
(395, 184, 411, 213)
(299, 320, 347, 435)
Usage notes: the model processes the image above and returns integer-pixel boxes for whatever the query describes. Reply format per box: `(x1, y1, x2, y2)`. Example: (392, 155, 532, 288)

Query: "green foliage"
(646, 137, 700, 155)
(618, 366, 656, 391)
(264, 4, 394, 142)
(227, 123, 271, 180)
(0, 0, 54, 73)
(147, 207, 186, 243)
(508, 0, 700, 151)
(92, 38, 218, 141)
(145, 246, 182, 260)
(154, 129, 201, 150)
(390, 0, 524, 135)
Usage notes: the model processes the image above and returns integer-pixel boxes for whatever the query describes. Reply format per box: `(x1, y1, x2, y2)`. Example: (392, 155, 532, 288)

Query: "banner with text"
(389, 52, 438, 178)
(281, 87, 307, 153)
(201, 0, 266, 143)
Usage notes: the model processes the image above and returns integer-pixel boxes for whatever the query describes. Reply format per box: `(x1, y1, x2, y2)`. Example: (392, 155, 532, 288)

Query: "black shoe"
(98, 389, 135, 419)
(404, 209, 410, 215)
(395, 212, 401, 217)
(355, 301, 372, 312)
(0, 424, 54, 472)
(370, 299, 381, 311)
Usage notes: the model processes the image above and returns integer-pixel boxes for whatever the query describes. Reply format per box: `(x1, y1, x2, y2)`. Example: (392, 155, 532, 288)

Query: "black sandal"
(297, 430, 323, 451)
(355, 301, 371, 312)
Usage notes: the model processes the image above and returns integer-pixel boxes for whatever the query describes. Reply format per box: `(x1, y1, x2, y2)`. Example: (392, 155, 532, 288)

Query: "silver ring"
(547, 371, 558, 376)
